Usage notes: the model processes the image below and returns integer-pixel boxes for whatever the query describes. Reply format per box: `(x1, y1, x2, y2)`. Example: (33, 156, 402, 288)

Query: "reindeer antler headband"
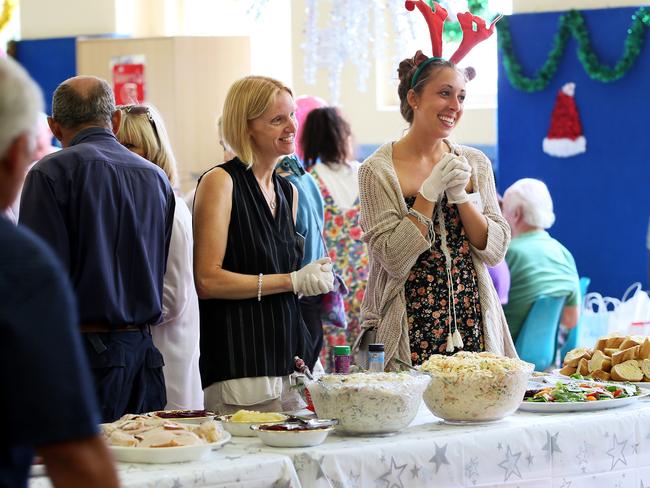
(405, 1, 502, 88)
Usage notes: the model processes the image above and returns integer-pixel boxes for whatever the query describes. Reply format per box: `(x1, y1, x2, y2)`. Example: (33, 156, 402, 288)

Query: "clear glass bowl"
(420, 356, 534, 422)
(307, 372, 430, 435)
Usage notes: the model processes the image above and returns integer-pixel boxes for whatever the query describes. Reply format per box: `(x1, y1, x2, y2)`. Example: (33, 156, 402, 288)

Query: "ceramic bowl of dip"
(251, 422, 335, 447)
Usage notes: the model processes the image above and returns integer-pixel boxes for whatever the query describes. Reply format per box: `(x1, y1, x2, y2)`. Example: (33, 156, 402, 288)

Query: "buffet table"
(30, 400, 650, 488)
(29, 451, 301, 488)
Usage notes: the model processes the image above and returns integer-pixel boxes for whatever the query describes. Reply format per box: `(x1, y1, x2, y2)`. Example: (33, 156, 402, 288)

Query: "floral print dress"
(309, 166, 369, 371)
(404, 195, 484, 365)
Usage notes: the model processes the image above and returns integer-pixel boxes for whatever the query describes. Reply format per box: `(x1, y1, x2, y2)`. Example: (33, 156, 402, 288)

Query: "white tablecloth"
(227, 400, 650, 488)
(29, 400, 650, 488)
(29, 451, 300, 488)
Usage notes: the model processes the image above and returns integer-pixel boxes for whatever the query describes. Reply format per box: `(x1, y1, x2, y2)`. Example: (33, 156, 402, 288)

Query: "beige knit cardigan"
(358, 141, 517, 368)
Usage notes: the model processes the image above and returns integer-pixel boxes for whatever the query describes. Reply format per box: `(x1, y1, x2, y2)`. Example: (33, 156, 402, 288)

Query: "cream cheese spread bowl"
(307, 372, 430, 435)
(418, 352, 534, 423)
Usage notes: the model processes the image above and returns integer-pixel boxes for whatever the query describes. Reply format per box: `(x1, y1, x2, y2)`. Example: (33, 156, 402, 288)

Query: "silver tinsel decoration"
(299, 0, 427, 104)
(246, 0, 478, 105)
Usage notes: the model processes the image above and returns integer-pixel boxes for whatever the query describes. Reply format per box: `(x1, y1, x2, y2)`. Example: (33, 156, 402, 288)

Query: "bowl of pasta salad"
(307, 372, 430, 434)
(418, 352, 534, 423)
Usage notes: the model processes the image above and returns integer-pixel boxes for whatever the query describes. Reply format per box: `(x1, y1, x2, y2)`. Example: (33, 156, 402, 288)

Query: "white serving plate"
(551, 369, 648, 389)
(109, 431, 231, 464)
(218, 414, 288, 437)
(519, 388, 650, 413)
(251, 425, 333, 447)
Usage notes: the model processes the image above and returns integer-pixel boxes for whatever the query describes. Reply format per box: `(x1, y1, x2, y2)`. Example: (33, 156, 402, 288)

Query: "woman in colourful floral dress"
(301, 107, 369, 370)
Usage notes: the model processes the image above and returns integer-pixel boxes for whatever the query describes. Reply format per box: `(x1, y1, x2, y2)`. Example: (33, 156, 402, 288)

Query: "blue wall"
(497, 7, 650, 298)
(14, 37, 77, 114)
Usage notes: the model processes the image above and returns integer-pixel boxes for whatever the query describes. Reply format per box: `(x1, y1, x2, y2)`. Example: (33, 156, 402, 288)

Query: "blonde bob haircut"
(222, 75, 293, 167)
(117, 103, 179, 186)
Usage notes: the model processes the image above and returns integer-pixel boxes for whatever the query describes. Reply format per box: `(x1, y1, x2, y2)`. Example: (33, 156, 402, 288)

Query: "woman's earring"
(414, 105, 418, 110)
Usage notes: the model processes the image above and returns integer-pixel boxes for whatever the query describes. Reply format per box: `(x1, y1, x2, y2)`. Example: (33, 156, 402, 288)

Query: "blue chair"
(515, 295, 567, 371)
(559, 277, 591, 361)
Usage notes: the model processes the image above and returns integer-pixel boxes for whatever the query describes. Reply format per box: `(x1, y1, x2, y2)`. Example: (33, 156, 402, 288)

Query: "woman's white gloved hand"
(290, 257, 334, 296)
(443, 156, 471, 204)
(419, 153, 455, 202)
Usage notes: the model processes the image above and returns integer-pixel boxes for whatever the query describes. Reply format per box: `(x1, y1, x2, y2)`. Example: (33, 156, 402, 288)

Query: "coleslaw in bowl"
(418, 352, 534, 423)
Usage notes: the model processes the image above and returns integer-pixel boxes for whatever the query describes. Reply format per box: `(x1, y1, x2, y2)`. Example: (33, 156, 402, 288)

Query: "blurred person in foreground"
(4, 112, 59, 223)
(0, 57, 118, 488)
(193, 75, 334, 413)
(502, 178, 581, 342)
(118, 103, 203, 410)
(20, 75, 176, 422)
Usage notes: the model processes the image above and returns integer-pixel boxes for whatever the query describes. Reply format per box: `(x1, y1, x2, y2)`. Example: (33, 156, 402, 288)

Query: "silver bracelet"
(408, 207, 432, 227)
(257, 273, 263, 302)
(408, 208, 435, 243)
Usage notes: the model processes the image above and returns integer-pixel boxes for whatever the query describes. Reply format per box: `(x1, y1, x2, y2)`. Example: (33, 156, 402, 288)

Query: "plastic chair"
(515, 295, 567, 371)
(559, 277, 591, 361)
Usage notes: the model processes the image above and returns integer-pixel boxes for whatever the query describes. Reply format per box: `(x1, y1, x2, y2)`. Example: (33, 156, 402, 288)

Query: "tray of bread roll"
(554, 335, 650, 387)
(101, 413, 230, 463)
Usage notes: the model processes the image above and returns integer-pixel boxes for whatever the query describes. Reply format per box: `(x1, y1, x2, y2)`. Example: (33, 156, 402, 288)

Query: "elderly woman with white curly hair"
(501, 178, 581, 342)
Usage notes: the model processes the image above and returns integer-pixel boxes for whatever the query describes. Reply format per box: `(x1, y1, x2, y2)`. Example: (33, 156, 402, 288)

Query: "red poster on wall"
(111, 55, 146, 105)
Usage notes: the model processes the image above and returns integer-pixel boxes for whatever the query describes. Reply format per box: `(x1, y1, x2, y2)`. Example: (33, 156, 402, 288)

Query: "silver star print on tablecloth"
(271, 479, 293, 488)
(377, 457, 407, 488)
(430, 442, 450, 474)
(193, 471, 206, 485)
(347, 470, 362, 488)
(410, 464, 421, 479)
(559, 478, 572, 488)
(606, 434, 628, 470)
(464, 456, 479, 485)
(498, 445, 522, 482)
(542, 431, 562, 461)
(526, 453, 534, 467)
(293, 453, 328, 481)
(576, 441, 590, 473)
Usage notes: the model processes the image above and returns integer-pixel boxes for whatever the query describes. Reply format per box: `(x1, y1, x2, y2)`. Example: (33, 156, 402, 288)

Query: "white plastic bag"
(577, 293, 618, 347)
(608, 283, 650, 335)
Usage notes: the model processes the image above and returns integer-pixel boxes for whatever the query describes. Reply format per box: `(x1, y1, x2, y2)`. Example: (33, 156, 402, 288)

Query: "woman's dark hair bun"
(397, 59, 416, 81)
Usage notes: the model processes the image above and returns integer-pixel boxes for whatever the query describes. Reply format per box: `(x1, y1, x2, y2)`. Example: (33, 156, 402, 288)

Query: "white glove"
(419, 153, 454, 202)
(290, 258, 334, 296)
(443, 156, 471, 204)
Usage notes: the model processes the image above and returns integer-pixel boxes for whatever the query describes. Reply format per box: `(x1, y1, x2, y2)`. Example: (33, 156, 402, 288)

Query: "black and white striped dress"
(198, 159, 310, 387)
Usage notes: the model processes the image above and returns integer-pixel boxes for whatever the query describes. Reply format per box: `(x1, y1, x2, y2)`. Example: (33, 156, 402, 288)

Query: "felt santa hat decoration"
(542, 82, 586, 158)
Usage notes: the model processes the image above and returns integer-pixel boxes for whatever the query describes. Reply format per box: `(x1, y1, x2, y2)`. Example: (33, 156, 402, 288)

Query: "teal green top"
(504, 230, 580, 341)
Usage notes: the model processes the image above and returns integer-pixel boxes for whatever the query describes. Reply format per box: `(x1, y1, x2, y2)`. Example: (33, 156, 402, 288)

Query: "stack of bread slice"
(560, 336, 650, 382)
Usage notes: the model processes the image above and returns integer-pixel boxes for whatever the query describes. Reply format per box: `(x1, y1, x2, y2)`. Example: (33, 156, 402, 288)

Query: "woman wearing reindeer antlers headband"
(356, 1, 515, 370)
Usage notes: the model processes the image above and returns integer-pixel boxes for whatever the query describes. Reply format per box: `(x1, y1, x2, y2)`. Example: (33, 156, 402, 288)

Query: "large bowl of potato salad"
(418, 352, 534, 423)
(307, 372, 430, 435)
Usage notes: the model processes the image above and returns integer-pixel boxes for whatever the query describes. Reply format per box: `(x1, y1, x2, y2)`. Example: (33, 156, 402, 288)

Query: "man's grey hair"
(51, 76, 115, 129)
(503, 178, 556, 229)
(0, 57, 43, 157)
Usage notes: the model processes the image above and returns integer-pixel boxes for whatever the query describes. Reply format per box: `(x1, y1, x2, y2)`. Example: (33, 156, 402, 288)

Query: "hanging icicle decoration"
(302, 0, 319, 86)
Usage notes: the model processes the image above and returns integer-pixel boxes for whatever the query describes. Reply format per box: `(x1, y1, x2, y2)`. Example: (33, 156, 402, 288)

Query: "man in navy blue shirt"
(20, 75, 176, 422)
(0, 58, 118, 487)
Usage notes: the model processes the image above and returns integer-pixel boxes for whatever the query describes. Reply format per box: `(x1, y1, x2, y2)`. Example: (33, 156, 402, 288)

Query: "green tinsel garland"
(498, 7, 650, 92)
(423, 0, 493, 43)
